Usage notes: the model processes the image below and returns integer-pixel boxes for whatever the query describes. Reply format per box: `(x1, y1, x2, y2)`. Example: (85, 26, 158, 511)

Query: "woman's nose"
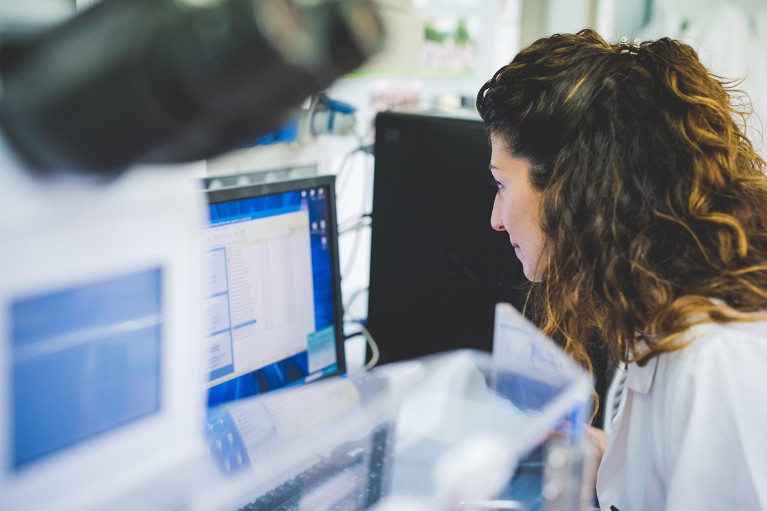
(490, 196, 505, 232)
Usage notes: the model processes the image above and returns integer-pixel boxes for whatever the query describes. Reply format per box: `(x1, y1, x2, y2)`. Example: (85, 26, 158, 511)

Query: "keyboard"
(235, 424, 392, 511)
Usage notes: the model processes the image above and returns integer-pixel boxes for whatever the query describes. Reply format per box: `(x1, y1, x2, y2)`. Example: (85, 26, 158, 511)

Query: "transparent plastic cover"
(192, 303, 592, 511)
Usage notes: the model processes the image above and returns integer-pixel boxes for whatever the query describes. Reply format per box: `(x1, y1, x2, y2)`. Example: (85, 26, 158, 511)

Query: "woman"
(477, 29, 767, 510)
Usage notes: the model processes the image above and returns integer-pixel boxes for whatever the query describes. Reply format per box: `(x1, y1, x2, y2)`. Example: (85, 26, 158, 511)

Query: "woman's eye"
(487, 176, 502, 190)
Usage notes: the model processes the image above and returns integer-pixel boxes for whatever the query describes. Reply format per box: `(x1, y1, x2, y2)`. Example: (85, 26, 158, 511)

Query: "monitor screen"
(204, 175, 345, 408)
(10, 268, 163, 470)
(367, 110, 528, 363)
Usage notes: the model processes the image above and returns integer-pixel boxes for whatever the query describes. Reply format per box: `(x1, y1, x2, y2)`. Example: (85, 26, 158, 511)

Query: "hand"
(586, 425, 609, 462)
(581, 426, 609, 504)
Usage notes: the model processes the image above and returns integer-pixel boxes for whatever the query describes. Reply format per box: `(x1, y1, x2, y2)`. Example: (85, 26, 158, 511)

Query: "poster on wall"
(419, 15, 481, 77)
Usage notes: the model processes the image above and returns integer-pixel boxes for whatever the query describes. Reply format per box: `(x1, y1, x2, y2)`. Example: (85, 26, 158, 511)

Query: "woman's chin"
(520, 260, 542, 283)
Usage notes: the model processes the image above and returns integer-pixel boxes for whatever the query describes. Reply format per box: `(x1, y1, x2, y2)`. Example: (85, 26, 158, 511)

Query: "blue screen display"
(206, 183, 338, 407)
(10, 268, 163, 470)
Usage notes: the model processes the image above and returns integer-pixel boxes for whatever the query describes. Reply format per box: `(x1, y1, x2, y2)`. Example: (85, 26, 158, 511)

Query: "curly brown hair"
(477, 29, 767, 372)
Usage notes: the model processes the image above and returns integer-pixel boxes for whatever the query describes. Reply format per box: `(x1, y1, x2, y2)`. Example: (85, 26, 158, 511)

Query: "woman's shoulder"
(661, 317, 767, 379)
(685, 318, 767, 349)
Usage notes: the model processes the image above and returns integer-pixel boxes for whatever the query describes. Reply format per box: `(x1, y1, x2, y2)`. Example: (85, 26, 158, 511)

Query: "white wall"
(545, 0, 767, 158)
(640, 0, 767, 158)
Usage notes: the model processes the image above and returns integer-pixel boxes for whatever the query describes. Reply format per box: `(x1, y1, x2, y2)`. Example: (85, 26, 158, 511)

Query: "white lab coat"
(596, 320, 767, 510)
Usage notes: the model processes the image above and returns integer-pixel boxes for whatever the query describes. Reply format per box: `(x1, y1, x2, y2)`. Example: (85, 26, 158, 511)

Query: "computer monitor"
(367, 110, 528, 364)
(203, 175, 346, 408)
(0, 164, 209, 511)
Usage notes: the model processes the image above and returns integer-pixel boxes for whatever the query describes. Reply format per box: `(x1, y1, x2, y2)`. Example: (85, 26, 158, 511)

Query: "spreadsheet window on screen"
(204, 177, 344, 408)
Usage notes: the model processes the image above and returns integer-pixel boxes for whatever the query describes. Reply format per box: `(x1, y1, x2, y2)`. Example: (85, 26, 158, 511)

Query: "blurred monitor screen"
(11, 268, 163, 470)
(204, 176, 346, 407)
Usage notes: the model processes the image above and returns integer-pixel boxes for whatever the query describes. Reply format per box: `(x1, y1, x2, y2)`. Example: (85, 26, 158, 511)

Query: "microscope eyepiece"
(0, 0, 384, 176)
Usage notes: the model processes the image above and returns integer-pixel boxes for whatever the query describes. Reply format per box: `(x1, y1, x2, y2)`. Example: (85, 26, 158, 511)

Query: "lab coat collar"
(625, 351, 659, 394)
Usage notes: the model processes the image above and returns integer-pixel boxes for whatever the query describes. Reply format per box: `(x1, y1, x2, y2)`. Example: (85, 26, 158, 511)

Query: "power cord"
(335, 140, 374, 280)
(343, 286, 368, 315)
(335, 141, 373, 198)
(344, 319, 380, 371)
(338, 213, 372, 235)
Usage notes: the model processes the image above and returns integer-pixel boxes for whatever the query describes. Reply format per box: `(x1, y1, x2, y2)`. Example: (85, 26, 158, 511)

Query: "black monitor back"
(367, 111, 528, 364)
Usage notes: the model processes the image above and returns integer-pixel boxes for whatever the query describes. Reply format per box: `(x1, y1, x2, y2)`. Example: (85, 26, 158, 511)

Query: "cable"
(333, 135, 375, 356)
(344, 319, 380, 371)
(341, 218, 371, 278)
(361, 323, 380, 370)
(343, 286, 368, 320)
(334, 141, 374, 281)
(361, 138, 374, 230)
(338, 212, 372, 232)
(338, 215, 372, 236)
(335, 140, 373, 199)
(335, 143, 363, 199)
(336, 143, 374, 280)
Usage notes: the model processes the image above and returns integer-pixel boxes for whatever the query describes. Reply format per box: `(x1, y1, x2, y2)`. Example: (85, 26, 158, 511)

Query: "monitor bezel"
(204, 174, 347, 396)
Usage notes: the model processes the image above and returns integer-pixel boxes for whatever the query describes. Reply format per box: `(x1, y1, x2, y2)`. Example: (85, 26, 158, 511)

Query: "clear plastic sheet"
(193, 304, 592, 511)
